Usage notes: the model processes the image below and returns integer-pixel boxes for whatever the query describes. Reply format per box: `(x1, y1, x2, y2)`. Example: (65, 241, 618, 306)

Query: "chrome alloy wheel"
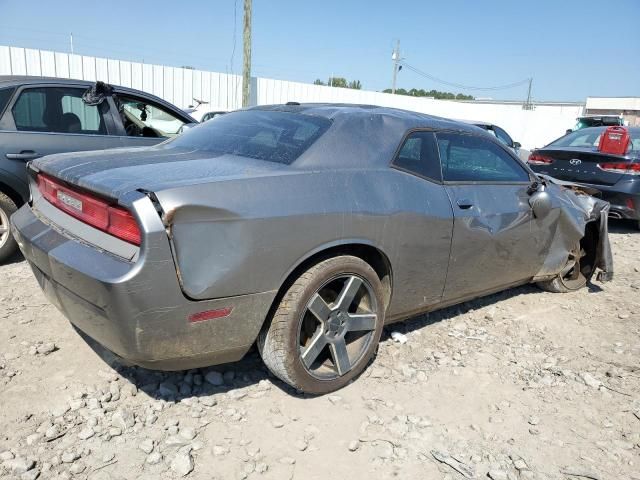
(297, 274, 378, 379)
(0, 207, 10, 250)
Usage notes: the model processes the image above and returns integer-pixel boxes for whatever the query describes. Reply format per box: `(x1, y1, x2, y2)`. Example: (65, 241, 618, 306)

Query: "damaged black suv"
(0, 76, 196, 262)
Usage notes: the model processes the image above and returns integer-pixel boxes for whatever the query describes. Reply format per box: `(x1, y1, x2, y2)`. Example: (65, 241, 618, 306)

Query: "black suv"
(0, 76, 196, 261)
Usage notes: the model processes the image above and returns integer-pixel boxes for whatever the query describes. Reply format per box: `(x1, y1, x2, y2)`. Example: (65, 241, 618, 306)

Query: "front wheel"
(258, 256, 385, 394)
(536, 242, 588, 293)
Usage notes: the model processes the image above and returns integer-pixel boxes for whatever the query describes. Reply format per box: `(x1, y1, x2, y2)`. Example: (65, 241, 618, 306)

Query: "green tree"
(328, 77, 348, 88)
(348, 80, 362, 90)
(382, 87, 473, 100)
(313, 79, 326, 86)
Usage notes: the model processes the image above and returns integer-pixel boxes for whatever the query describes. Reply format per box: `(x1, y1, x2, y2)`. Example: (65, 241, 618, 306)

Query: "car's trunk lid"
(30, 144, 291, 201)
(535, 147, 631, 186)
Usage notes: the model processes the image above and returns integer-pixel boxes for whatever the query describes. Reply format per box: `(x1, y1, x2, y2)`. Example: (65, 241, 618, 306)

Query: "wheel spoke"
(329, 338, 351, 376)
(346, 313, 376, 332)
(300, 328, 328, 368)
(0, 225, 7, 234)
(335, 276, 362, 311)
(307, 293, 332, 322)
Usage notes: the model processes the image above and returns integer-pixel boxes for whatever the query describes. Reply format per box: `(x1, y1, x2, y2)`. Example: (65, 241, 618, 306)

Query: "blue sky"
(1, 0, 638, 101)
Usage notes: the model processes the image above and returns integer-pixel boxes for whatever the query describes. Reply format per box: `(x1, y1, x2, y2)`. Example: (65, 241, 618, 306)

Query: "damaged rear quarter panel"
(153, 167, 454, 315)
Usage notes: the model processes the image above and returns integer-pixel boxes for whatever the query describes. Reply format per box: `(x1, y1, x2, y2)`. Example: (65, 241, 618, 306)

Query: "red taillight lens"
(107, 206, 141, 245)
(596, 163, 640, 175)
(36, 174, 141, 245)
(527, 153, 554, 165)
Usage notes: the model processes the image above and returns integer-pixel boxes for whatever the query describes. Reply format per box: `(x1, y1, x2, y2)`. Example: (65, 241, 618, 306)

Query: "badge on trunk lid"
(57, 191, 83, 212)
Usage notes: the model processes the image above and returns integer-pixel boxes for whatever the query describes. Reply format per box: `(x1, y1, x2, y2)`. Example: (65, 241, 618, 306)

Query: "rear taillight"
(527, 153, 554, 165)
(596, 163, 640, 175)
(37, 174, 141, 245)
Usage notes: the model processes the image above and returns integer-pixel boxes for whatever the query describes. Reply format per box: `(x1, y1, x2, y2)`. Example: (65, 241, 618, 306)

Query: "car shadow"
(608, 218, 638, 234)
(82, 282, 565, 400)
(380, 283, 543, 341)
(3, 249, 24, 265)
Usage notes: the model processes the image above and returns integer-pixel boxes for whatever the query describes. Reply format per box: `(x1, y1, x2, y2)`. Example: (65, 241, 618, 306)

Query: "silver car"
(11, 104, 613, 394)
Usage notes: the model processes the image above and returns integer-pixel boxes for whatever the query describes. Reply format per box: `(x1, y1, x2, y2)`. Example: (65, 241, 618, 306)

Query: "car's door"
(389, 130, 453, 311)
(109, 93, 190, 148)
(0, 84, 122, 195)
(436, 131, 545, 300)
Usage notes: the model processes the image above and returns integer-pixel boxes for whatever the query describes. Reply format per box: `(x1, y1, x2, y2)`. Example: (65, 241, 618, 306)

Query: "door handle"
(456, 198, 473, 209)
(6, 151, 40, 161)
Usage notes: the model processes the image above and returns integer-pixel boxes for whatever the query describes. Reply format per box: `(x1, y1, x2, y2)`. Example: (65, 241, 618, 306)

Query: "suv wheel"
(258, 255, 385, 394)
(0, 192, 19, 263)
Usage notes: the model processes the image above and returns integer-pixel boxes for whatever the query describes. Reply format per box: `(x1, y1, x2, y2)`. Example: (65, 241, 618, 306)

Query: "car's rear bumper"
(578, 181, 640, 221)
(11, 201, 276, 370)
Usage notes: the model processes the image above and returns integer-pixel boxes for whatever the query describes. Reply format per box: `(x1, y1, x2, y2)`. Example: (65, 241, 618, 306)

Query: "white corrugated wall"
(0, 45, 584, 149)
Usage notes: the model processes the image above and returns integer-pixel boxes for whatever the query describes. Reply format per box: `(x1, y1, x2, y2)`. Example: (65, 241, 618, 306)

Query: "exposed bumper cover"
(11, 202, 276, 370)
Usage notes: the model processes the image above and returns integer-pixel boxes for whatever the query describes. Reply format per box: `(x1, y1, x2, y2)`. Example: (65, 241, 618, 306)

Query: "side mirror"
(513, 141, 521, 149)
(178, 122, 198, 134)
(529, 187, 552, 218)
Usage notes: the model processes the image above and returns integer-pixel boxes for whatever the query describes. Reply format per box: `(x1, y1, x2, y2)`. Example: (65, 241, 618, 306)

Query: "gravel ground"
(1, 221, 639, 480)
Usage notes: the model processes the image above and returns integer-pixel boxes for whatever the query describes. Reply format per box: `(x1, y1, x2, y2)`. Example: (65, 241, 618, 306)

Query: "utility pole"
(391, 39, 400, 94)
(523, 78, 533, 110)
(70, 32, 74, 55)
(242, 0, 252, 108)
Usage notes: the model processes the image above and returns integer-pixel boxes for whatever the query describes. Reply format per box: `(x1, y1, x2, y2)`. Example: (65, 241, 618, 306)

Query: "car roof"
(250, 103, 482, 134)
(455, 119, 493, 128)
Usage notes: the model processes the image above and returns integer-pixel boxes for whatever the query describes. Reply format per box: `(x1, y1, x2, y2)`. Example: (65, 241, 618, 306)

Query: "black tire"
(536, 242, 588, 293)
(0, 191, 19, 263)
(258, 255, 385, 394)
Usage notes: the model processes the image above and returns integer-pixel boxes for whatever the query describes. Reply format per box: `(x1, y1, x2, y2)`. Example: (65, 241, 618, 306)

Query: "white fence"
(0, 45, 584, 150)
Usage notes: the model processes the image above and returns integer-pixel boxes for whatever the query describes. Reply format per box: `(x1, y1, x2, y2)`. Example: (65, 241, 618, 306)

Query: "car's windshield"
(574, 117, 623, 130)
(169, 110, 331, 164)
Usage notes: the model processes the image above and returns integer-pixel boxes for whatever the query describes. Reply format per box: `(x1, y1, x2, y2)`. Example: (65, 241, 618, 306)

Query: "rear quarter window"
(0, 87, 15, 117)
(169, 110, 331, 164)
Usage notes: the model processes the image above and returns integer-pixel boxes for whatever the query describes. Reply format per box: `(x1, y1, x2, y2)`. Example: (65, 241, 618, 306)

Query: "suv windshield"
(169, 110, 331, 164)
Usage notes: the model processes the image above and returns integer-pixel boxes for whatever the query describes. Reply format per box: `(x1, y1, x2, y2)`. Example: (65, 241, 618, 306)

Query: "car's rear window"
(0, 87, 15, 117)
(551, 128, 604, 148)
(169, 110, 331, 164)
(550, 127, 640, 154)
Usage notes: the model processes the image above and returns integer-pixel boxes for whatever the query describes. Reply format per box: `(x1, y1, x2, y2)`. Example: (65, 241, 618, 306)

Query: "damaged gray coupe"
(11, 104, 613, 394)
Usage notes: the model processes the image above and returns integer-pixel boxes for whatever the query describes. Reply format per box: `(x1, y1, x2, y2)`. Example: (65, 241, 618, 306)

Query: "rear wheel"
(536, 242, 588, 293)
(0, 192, 18, 263)
(258, 256, 385, 394)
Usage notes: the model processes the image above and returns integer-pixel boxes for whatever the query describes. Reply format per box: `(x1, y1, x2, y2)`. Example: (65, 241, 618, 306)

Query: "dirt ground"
(1, 221, 639, 480)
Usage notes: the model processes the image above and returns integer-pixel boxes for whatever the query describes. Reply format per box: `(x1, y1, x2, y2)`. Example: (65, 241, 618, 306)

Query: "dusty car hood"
(30, 144, 290, 200)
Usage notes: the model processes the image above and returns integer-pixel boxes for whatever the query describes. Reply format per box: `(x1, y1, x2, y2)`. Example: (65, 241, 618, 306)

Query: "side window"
(393, 131, 442, 182)
(436, 132, 529, 182)
(0, 87, 15, 117)
(493, 126, 513, 147)
(117, 96, 186, 138)
(12, 87, 108, 134)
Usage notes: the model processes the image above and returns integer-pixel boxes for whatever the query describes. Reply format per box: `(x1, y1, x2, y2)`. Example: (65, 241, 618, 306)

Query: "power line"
(229, 0, 238, 73)
(400, 60, 531, 91)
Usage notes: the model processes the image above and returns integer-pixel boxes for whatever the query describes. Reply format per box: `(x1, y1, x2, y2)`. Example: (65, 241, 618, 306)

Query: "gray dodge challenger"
(11, 104, 613, 394)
